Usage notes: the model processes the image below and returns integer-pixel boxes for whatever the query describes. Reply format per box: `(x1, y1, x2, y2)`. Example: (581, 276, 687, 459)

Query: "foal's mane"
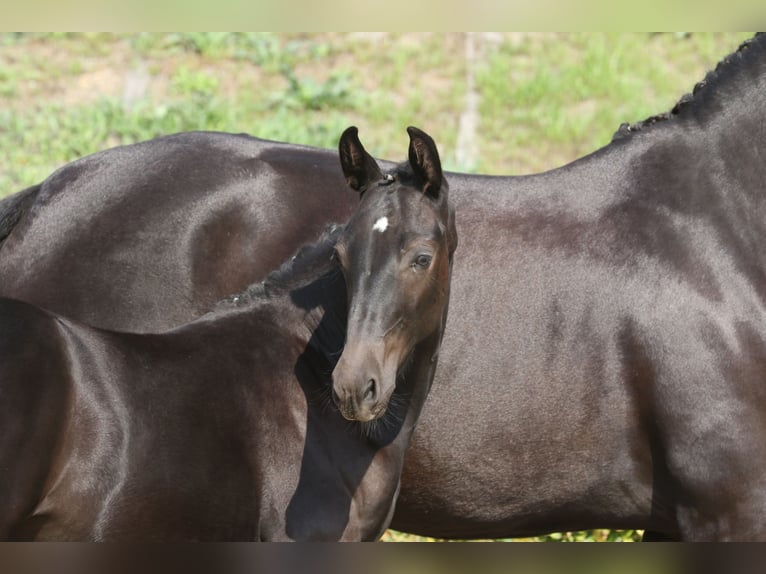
(613, 33, 765, 140)
(216, 224, 345, 310)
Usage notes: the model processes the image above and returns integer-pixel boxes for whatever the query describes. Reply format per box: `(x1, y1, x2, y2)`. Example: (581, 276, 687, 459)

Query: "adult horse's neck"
(601, 34, 766, 294)
(620, 35, 766, 197)
(516, 33, 766, 276)
(614, 34, 766, 142)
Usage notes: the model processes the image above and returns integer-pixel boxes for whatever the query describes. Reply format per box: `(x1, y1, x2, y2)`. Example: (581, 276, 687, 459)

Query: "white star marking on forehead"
(373, 216, 389, 233)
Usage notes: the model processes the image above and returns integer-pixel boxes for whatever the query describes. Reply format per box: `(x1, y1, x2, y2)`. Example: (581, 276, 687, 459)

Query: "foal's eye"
(413, 254, 432, 269)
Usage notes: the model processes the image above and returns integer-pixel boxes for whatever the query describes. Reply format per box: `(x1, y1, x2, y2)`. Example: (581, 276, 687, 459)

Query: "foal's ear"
(407, 126, 443, 199)
(339, 126, 383, 193)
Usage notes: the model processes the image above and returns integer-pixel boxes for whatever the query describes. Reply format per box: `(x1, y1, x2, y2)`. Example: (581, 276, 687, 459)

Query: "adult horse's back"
(0, 132, 360, 331)
(3, 35, 766, 540)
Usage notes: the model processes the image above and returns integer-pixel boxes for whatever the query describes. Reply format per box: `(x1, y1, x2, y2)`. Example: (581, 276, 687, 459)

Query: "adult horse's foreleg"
(639, 317, 766, 541)
(659, 395, 766, 540)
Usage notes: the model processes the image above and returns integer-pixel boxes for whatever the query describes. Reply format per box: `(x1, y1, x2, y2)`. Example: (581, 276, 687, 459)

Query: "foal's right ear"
(339, 126, 383, 193)
(407, 126, 443, 200)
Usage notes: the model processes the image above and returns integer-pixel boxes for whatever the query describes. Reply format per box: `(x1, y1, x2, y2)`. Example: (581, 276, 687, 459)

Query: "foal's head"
(331, 126, 457, 423)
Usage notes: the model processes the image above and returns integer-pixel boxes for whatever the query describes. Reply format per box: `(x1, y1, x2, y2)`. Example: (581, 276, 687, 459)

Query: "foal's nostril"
(331, 388, 340, 407)
(363, 378, 377, 403)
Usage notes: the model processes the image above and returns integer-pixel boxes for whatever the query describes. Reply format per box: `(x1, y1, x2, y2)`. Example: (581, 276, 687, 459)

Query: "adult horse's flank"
(0, 126, 457, 541)
(3, 35, 766, 540)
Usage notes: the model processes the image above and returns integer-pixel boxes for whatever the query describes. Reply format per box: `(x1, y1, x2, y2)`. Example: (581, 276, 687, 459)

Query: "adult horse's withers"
(3, 35, 766, 540)
(0, 127, 457, 541)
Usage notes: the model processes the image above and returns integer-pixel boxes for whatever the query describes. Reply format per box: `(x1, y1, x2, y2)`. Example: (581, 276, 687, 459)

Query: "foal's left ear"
(339, 126, 383, 193)
(407, 126, 443, 200)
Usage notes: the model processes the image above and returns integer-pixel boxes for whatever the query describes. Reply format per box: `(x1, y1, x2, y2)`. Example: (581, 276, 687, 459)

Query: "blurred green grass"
(0, 32, 753, 541)
(380, 528, 643, 542)
(1, 33, 751, 193)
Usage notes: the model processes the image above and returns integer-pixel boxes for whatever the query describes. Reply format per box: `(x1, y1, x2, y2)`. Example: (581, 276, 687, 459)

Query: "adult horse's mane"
(613, 33, 765, 140)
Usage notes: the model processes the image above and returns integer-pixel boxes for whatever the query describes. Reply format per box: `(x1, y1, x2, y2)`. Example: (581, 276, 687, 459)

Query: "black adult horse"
(3, 35, 766, 540)
(0, 126, 457, 541)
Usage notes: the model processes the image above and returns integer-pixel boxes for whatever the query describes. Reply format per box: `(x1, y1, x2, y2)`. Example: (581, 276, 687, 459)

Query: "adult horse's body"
(3, 35, 766, 540)
(0, 127, 457, 541)
(0, 137, 360, 331)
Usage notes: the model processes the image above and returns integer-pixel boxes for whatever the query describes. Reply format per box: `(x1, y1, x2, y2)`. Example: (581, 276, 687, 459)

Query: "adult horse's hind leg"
(641, 530, 679, 541)
(0, 300, 70, 539)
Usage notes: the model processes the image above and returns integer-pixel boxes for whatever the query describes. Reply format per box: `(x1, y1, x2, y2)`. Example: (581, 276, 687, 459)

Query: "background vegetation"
(0, 32, 753, 541)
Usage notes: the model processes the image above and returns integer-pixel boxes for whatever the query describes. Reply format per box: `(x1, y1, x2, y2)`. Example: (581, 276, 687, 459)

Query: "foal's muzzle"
(331, 348, 397, 422)
(331, 376, 381, 422)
